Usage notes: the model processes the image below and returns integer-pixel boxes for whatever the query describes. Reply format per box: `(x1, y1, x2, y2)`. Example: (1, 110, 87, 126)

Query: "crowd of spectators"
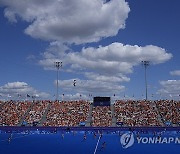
(0, 101, 3, 106)
(0, 99, 179, 127)
(0, 101, 31, 126)
(0, 101, 4, 109)
(43, 100, 90, 126)
(114, 100, 162, 126)
(25, 100, 50, 125)
(91, 106, 112, 127)
(155, 100, 180, 125)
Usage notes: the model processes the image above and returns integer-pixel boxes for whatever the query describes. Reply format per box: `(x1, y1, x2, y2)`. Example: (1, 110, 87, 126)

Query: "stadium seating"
(43, 100, 90, 126)
(155, 100, 180, 126)
(0, 101, 31, 126)
(91, 106, 112, 127)
(0, 99, 179, 127)
(25, 100, 50, 125)
(114, 100, 162, 126)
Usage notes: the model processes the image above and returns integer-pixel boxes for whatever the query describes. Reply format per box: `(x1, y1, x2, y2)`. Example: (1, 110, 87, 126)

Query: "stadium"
(0, 98, 179, 127)
(0, 0, 180, 154)
(0, 98, 180, 153)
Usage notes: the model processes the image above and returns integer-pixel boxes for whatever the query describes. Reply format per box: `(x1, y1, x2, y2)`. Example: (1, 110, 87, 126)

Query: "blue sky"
(0, 0, 179, 100)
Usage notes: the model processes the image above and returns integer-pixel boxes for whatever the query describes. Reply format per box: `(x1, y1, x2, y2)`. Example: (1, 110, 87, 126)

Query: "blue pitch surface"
(0, 127, 180, 154)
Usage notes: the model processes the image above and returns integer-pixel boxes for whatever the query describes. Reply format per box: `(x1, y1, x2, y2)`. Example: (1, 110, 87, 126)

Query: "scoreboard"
(93, 97, 111, 106)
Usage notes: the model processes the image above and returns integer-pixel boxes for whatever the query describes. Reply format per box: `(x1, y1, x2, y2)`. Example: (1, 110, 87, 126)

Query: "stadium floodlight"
(142, 61, 150, 100)
(54, 61, 62, 100)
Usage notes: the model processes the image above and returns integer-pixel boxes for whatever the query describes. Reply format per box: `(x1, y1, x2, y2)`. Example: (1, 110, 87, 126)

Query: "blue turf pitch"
(0, 129, 180, 154)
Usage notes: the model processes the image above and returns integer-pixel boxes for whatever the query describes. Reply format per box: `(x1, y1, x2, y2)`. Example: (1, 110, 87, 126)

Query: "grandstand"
(43, 100, 90, 126)
(0, 99, 179, 127)
(0, 99, 180, 154)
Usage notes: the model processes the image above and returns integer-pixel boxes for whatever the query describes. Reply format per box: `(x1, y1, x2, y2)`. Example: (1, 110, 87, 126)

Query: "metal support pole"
(56, 68, 59, 100)
(145, 64, 147, 100)
(55, 61, 62, 101)
(142, 61, 149, 100)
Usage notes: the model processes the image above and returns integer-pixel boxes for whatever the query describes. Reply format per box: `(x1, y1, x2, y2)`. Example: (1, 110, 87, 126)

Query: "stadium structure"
(0, 96, 179, 128)
(0, 96, 180, 154)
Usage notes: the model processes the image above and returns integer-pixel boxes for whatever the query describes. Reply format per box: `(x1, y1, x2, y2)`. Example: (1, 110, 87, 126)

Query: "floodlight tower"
(55, 61, 62, 100)
(142, 61, 150, 100)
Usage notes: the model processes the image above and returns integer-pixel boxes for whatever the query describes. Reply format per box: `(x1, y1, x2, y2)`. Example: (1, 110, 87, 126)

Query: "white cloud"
(61, 93, 89, 101)
(0, 0, 174, 99)
(84, 72, 130, 83)
(0, 81, 50, 99)
(0, 0, 130, 44)
(39, 42, 71, 70)
(40, 42, 172, 94)
(40, 42, 172, 75)
(57, 78, 125, 95)
(158, 80, 180, 99)
(170, 70, 180, 76)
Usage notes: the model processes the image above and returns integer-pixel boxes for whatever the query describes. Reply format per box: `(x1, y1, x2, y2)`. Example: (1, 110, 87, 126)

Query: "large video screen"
(93, 97, 111, 106)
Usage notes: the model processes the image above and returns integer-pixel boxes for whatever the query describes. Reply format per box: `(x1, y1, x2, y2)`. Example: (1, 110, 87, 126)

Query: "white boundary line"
(94, 135, 101, 154)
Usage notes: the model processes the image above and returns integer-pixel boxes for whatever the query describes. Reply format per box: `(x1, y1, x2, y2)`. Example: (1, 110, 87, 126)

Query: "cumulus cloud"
(39, 42, 172, 94)
(84, 72, 130, 83)
(61, 93, 89, 101)
(0, 0, 130, 44)
(0, 81, 50, 99)
(57, 78, 125, 95)
(39, 42, 71, 70)
(157, 80, 180, 99)
(40, 42, 172, 74)
(0, 0, 174, 98)
(170, 70, 180, 76)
